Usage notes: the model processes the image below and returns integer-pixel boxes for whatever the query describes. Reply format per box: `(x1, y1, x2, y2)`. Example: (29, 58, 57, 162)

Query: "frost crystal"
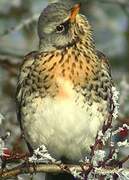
(113, 127, 124, 136)
(102, 129, 112, 144)
(105, 175, 114, 180)
(87, 171, 96, 180)
(117, 139, 129, 147)
(85, 156, 90, 163)
(123, 124, 129, 130)
(113, 124, 129, 136)
(91, 150, 106, 166)
(17, 176, 24, 180)
(112, 149, 118, 160)
(97, 130, 103, 139)
(70, 167, 83, 180)
(98, 128, 112, 145)
(112, 86, 119, 119)
(29, 145, 56, 163)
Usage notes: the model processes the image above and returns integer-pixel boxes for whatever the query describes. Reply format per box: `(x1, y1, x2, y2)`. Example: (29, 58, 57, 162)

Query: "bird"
(16, 1, 113, 180)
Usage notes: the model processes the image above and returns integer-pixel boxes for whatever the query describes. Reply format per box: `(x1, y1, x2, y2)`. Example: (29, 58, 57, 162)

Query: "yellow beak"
(69, 4, 80, 23)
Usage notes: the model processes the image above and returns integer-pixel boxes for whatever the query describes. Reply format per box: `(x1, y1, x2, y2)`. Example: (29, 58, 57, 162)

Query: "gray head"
(38, 2, 82, 52)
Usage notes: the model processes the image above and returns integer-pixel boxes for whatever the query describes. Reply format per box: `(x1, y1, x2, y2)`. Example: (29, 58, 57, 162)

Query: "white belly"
(22, 94, 108, 161)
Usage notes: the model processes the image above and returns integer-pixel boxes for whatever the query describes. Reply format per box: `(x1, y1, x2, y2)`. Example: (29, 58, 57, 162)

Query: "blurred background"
(0, 0, 129, 179)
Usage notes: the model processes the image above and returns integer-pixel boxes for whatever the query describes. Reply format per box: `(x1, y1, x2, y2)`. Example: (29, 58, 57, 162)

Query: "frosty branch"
(0, 163, 89, 179)
(0, 152, 129, 179)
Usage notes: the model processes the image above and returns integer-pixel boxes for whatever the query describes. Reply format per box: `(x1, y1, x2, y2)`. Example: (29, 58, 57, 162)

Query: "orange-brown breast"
(34, 47, 99, 100)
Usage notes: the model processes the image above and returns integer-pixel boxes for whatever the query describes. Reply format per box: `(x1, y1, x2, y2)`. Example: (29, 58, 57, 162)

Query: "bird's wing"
(97, 50, 112, 78)
(97, 50, 115, 112)
(97, 50, 114, 85)
(16, 51, 38, 130)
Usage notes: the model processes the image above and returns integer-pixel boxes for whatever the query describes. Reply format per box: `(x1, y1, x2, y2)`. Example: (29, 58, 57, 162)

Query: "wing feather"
(16, 51, 38, 130)
(97, 50, 115, 113)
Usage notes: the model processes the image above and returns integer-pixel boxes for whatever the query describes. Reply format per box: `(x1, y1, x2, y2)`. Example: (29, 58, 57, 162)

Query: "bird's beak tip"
(69, 3, 81, 22)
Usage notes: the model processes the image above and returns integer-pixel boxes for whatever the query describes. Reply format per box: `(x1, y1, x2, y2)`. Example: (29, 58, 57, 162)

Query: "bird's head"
(38, 2, 92, 52)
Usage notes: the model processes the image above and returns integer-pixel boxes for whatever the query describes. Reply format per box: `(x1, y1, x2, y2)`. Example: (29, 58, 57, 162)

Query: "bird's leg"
(21, 131, 33, 156)
(20, 132, 37, 174)
(26, 140, 34, 156)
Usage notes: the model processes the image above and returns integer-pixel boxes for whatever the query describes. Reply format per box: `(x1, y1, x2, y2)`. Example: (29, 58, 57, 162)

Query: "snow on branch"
(29, 145, 56, 163)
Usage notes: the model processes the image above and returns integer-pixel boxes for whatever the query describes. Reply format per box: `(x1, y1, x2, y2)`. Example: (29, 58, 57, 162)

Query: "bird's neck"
(75, 14, 96, 52)
(39, 39, 57, 52)
(39, 15, 97, 60)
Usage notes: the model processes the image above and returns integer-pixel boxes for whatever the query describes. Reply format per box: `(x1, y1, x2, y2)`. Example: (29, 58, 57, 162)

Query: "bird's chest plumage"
(21, 75, 108, 160)
(19, 48, 111, 160)
(16, 7, 113, 162)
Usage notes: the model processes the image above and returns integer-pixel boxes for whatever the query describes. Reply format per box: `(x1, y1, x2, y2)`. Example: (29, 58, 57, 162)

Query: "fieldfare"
(16, 2, 113, 180)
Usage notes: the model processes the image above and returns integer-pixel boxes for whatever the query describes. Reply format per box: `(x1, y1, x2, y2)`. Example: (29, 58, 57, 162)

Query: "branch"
(0, 163, 89, 179)
(1, 162, 129, 179)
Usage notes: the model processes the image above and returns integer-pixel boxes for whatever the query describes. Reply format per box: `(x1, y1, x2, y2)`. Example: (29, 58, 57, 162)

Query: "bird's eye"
(56, 24, 65, 33)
